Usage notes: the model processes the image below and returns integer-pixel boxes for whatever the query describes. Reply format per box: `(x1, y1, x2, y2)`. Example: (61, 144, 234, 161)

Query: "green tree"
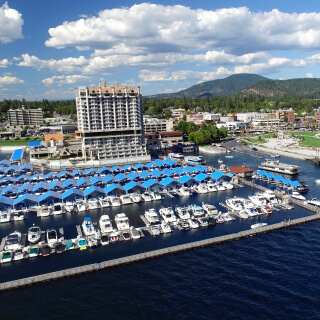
(186, 122, 197, 135)
(177, 120, 188, 134)
(188, 131, 205, 145)
(219, 126, 227, 139)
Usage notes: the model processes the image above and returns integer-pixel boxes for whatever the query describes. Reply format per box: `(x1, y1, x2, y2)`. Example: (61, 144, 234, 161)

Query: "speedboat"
(130, 193, 141, 203)
(40, 205, 51, 217)
(120, 194, 132, 205)
(65, 200, 75, 212)
(82, 217, 99, 238)
(130, 227, 141, 239)
(245, 207, 258, 217)
(218, 159, 223, 164)
(305, 198, 320, 208)
(87, 198, 100, 210)
(226, 197, 244, 211)
(0, 211, 10, 223)
(175, 206, 191, 220)
(100, 233, 110, 246)
(28, 225, 41, 244)
(0, 251, 13, 263)
(122, 231, 131, 241)
(13, 249, 25, 261)
(188, 204, 205, 217)
(315, 179, 320, 184)
(12, 210, 26, 221)
(109, 232, 119, 242)
(237, 210, 249, 219)
(141, 192, 152, 202)
(159, 206, 177, 224)
(202, 203, 218, 216)
(76, 200, 88, 212)
(221, 212, 234, 221)
(115, 213, 130, 231)
(150, 191, 163, 200)
(99, 215, 114, 233)
(216, 183, 226, 191)
(77, 237, 87, 250)
(40, 244, 52, 256)
(198, 217, 209, 227)
(4, 231, 22, 251)
(188, 218, 199, 229)
(160, 222, 172, 233)
(251, 222, 267, 229)
(290, 191, 306, 201)
(178, 187, 192, 196)
(261, 205, 272, 214)
(52, 203, 64, 215)
(109, 196, 121, 207)
(179, 220, 190, 230)
(206, 183, 217, 192)
(144, 208, 160, 225)
(193, 184, 208, 194)
(222, 182, 233, 190)
(46, 229, 58, 248)
(86, 235, 98, 247)
(149, 225, 161, 236)
(55, 242, 66, 253)
(99, 197, 110, 208)
(28, 246, 39, 257)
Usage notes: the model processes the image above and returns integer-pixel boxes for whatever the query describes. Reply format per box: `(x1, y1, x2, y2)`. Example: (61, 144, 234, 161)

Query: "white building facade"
(75, 82, 150, 164)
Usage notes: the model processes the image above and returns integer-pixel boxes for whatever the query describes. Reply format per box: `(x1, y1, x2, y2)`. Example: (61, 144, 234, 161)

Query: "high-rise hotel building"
(75, 81, 150, 164)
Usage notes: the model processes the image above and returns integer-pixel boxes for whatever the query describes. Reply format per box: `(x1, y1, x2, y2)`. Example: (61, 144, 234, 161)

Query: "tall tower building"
(75, 81, 150, 164)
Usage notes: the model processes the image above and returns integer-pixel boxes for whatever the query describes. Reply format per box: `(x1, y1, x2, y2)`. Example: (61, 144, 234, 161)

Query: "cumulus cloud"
(0, 76, 24, 86)
(42, 74, 90, 86)
(45, 4, 320, 54)
(0, 59, 11, 68)
(18, 54, 88, 73)
(0, 2, 23, 43)
(306, 73, 314, 78)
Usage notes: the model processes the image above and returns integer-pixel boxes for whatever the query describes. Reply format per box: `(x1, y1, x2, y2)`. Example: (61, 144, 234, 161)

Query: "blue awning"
(274, 176, 284, 182)
(103, 175, 114, 184)
(33, 181, 49, 191)
(194, 173, 208, 182)
(290, 181, 301, 187)
(48, 180, 64, 190)
(127, 173, 138, 180)
(72, 169, 85, 176)
(15, 174, 31, 182)
(153, 159, 162, 164)
(134, 163, 143, 169)
(123, 181, 144, 191)
(177, 175, 193, 184)
(28, 141, 41, 147)
(266, 172, 275, 179)
(63, 179, 78, 188)
(19, 163, 33, 172)
(45, 172, 59, 179)
(0, 176, 16, 183)
(14, 194, 38, 205)
(5, 164, 20, 173)
(146, 162, 157, 168)
(110, 166, 119, 172)
(256, 170, 267, 176)
(18, 183, 34, 193)
(104, 183, 125, 194)
(83, 186, 106, 197)
(30, 173, 45, 180)
(90, 176, 104, 184)
(76, 177, 91, 187)
(0, 160, 11, 167)
(226, 172, 234, 177)
(59, 170, 73, 178)
(153, 170, 167, 178)
(142, 179, 159, 188)
(85, 168, 96, 175)
(210, 171, 224, 180)
(1, 185, 18, 195)
(39, 191, 62, 202)
(61, 188, 84, 200)
(11, 149, 24, 161)
(122, 165, 131, 171)
(0, 196, 14, 206)
(97, 166, 108, 174)
(139, 171, 151, 179)
(160, 177, 174, 186)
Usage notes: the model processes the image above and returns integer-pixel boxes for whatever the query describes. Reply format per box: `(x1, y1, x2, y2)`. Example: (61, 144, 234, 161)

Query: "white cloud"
(0, 76, 24, 86)
(45, 4, 320, 54)
(18, 54, 88, 72)
(0, 2, 23, 43)
(306, 73, 314, 78)
(42, 74, 90, 86)
(0, 59, 11, 68)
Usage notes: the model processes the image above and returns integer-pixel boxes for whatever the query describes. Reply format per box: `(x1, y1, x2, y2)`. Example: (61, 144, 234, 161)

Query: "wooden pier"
(1, 212, 320, 292)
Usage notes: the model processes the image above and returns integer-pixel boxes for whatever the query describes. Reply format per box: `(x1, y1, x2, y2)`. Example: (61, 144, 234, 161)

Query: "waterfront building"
(75, 81, 150, 164)
(8, 107, 43, 126)
(276, 109, 295, 122)
(143, 116, 174, 133)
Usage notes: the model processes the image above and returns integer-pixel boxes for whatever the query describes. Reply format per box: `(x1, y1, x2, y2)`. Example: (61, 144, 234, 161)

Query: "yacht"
(65, 200, 75, 212)
(222, 182, 234, 190)
(226, 197, 244, 211)
(130, 227, 141, 239)
(261, 205, 273, 214)
(76, 200, 87, 212)
(87, 198, 100, 210)
(245, 207, 258, 217)
(168, 153, 184, 161)
(130, 193, 141, 203)
(13, 249, 24, 261)
(141, 192, 153, 202)
(159, 206, 177, 224)
(99, 215, 114, 234)
(197, 217, 209, 227)
(28, 225, 41, 244)
(4, 231, 22, 251)
(82, 217, 99, 238)
(115, 213, 130, 231)
(46, 229, 58, 248)
(202, 203, 218, 216)
(0, 211, 10, 223)
(144, 208, 160, 225)
(109, 196, 121, 207)
(221, 212, 235, 221)
(149, 225, 161, 236)
(192, 184, 208, 194)
(216, 183, 226, 191)
(241, 199, 255, 210)
(184, 156, 206, 165)
(0, 251, 13, 263)
(258, 160, 300, 175)
(251, 222, 268, 229)
(12, 210, 26, 221)
(188, 218, 200, 229)
(263, 190, 278, 205)
(290, 191, 306, 201)
(160, 222, 172, 233)
(52, 203, 64, 215)
(98, 197, 110, 208)
(120, 194, 132, 205)
(175, 206, 191, 220)
(40, 205, 51, 217)
(188, 204, 205, 217)
(150, 191, 163, 200)
(237, 210, 249, 219)
(206, 183, 217, 192)
(305, 198, 320, 208)
(178, 187, 192, 196)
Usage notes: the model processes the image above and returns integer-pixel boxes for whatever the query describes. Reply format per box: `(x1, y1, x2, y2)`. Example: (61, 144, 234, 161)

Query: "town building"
(276, 109, 295, 122)
(8, 107, 43, 126)
(314, 111, 320, 122)
(75, 81, 150, 164)
(143, 116, 174, 133)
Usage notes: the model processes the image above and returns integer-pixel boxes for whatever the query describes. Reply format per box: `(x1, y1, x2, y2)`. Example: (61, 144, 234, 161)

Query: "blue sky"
(2, 0, 320, 100)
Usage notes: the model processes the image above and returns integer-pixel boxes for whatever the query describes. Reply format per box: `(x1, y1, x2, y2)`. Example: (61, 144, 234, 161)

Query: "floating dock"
(1, 212, 319, 292)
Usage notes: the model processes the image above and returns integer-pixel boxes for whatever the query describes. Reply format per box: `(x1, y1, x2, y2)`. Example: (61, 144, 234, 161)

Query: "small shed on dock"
(228, 166, 254, 178)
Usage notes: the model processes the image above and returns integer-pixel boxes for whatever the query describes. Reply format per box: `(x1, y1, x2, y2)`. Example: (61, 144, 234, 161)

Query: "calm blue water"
(1, 149, 320, 319)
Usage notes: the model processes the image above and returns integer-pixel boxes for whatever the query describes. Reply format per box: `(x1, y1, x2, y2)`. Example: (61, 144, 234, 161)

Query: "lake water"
(1, 149, 320, 319)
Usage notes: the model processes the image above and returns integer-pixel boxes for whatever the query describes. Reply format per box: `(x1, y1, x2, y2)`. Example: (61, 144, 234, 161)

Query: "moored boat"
(251, 222, 268, 229)
(28, 225, 41, 244)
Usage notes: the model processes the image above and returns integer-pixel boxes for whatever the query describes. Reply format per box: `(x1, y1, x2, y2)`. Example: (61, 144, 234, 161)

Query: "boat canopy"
(14, 194, 38, 205)
(123, 181, 145, 192)
(76, 177, 91, 187)
(177, 175, 193, 184)
(134, 163, 143, 169)
(1, 185, 19, 195)
(146, 162, 157, 169)
(58, 170, 73, 178)
(210, 171, 224, 180)
(153, 159, 162, 165)
(97, 166, 108, 174)
(265, 172, 275, 179)
(256, 170, 267, 176)
(83, 186, 105, 197)
(30, 173, 45, 181)
(104, 183, 125, 194)
(72, 169, 85, 177)
(110, 166, 119, 172)
(5, 164, 20, 173)
(0, 159, 11, 167)
(122, 165, 131, 172)
(18, 183, 34, 193)
(139, 171, 151, 179)
(126, 172, 138, 180)
(62, 188, 84, 200)
(153, 170, 167, 178)
(19, 163, 33, 172)
(63, 179, 78, 188)
(39, 191, 62, 203)
(48, 180, 64, 190)
(85, 168, 96, 175)
(45, 172, 59, 179)
(0, 176, 16, 184)
(142, 179, 159, 189)
(288, 181, 300, 187)
(11, 149, 24, 162)
(89, 176, 105, 185)
(33, 181, 49, 192)
(102, 175, 114, 184)
(194, 173, 209, 182)
(0, 196, 14, 206)
(226, 172, 234, 177)
(160, 177, 174, 186)
(15, 174, 31, 182)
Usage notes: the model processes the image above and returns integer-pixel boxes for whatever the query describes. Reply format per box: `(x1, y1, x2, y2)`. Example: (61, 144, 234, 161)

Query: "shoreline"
(199, 146, 226, 154)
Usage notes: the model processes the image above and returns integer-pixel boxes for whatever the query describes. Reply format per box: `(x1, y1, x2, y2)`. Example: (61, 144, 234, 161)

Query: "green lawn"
(245, 137, 267, 144)
(0, 138, 43, 146)
(299, 136, 320, 148)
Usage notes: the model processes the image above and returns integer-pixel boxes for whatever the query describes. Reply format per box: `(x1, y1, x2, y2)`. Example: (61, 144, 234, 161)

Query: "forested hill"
(154, 74, 267, 98)
(239, 78, 320, 98)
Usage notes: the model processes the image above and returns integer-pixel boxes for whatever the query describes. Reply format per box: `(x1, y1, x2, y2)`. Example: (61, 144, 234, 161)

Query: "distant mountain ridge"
(152, 74, 320, 99)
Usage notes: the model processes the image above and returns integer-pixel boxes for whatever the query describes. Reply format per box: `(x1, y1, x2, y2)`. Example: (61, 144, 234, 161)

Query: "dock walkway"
(1, 212, 320, 292)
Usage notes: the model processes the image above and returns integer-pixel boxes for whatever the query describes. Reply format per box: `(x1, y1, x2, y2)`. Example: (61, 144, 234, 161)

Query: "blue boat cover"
(0, 196, 14, 205)
(142, 179, 159, 188)
(19, 163, 33, 171)
(134, 163, 143, 169)
(104, 183, 125, 194)
(28, 141, 41, 147)
(160, 177, 174, 186)
(14, 194, 38, 205)
(0, 160, 11, 167)
(177, 175, 193, 184)
(83, 186, 106, 197)
(110, 166, 119, 172)
(194, 173, 208, 182)
(15, 174, 31, 182)
(39, 191, 62, 202)
(210, 171, 224, 180)
(62, 188, 84, 199)
(11, 149, 24, 161)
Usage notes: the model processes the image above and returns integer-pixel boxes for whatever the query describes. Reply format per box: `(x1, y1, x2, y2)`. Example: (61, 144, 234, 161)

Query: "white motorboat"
(168, 153, 184, 161)
(87, 198, 100, 210)
(261, 205, 273, 214)
(46, 229, 58, 248)
(150, 191, 163, 200)
(159, 206, 177, 224)
(245, 207, 258, 217)
(120, 194, 132, 205)
(144, 208, 160, 225)
(4, 231, 22, 251)
(290, 191, 306, 201)
(141, 192, 153, 202)
(216, 183, 226, 191)
(0, 211, 10, 223)
(40, 205, 52, 217)
(130, 193, 141, 203)
(221, 212, 235, 221)
(13, 249, 25, 261)
(202, 203, 218, 216)
(76, 200, 88, 212)
(206, 184, 217, 192)
(77, 237, 87, 250)
(178, 187, 192, 196)
(65, 200, 75, 212)
(130, 227, 141, 239)
(251, 222, 268, 229)
(315, 179, 320, 184)
(188, 204, 205, 217)
(263, 190, 278, 205)
(0, 251, 13, 263)
(28, 225, 41, 244)
(226, 197, 244, 211)
(160, 222, 172, 233)
(193, 184, 208, 194)
(175, 206, 191, 220)
(241, 199, 255, 209)
(115, 213, 130, 231)
(218, 159, 223, 164)
(149, 225, 161, 236)
(82, 217, 99, 238)
(305, 198, 320, 208)
(197, 217, 209, 227)
(109, 231, 119, 242)
(249, 194, 269, 206)
(28, 246, 40, 257)
(222, 182, 234, 190)
(185, 156, 206, 165)
(52, 203, 64, 215)
(237, 210, 249, 219)
(99, 215, 114, 234)
(109, 196, 121, 207)
(12, 209, 26, 221)
(86, 234, 98, 247)
(188, 218, 199, 229)
(100, 233, 110, 246)
(98, 197, 110, 208)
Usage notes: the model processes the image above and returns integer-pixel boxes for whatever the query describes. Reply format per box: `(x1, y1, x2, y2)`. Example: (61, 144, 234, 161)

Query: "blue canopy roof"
(122, 165, 131, 171)
(0, 196, 14, 206)
(149, 169, 160, 176)
(83, 186, 106, 197)
(15, 174, 31, 182)
(127, 173, 138, 180)
(97, 166, 108, 174)
(210, 171, 224, 180)
(142, 179, 159, 189)
(177, 175, 193, 184)
(14, 194, 38, 205)
(110, 166, 119, 172)
(85, 168, 96, 175)
(153, 170, 167, 178)
(0, 159, 11, 167)
(226, 172, 234, 177)
(123, 181, 145, 191)
(58, 170, 73, 178)
(63, 179, 78, 188)
(72, 169, 85, 176)
(160, 177, 174, 186)
(0, 176, 16, 183)
(134, 163, 143, 169)
(90, 176, 104, 184)
(18, 183, 34, 193)
(28, 141, 41, 147)
(194, 173, 209, 182)
(103, 175, 114, 184)
(290, 181, 301, 187)
(153, 159, 162, 164)
(11, 149, 24, 161)
(274, 176, 284, 182)
(45, 172, 59, 179)
(1, 185, 18, 195)
(6, 164, 20, 173)
(265, 172, 275, 179)
(33, 181, 49, 191)
(256, 170, 267, 176)
(114, 173, 125, 180)
(19, 163, 33, 172)
(146, 162, 157, 168)
(104, 183, 125, 194)
(188, 165, 202, 173)
(61, 188, 84, 200)
(76, 177, 91, 187)
(48, 180, 64, 189)
(39, 191, 62, 202)
(30, 173, 45, 180)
